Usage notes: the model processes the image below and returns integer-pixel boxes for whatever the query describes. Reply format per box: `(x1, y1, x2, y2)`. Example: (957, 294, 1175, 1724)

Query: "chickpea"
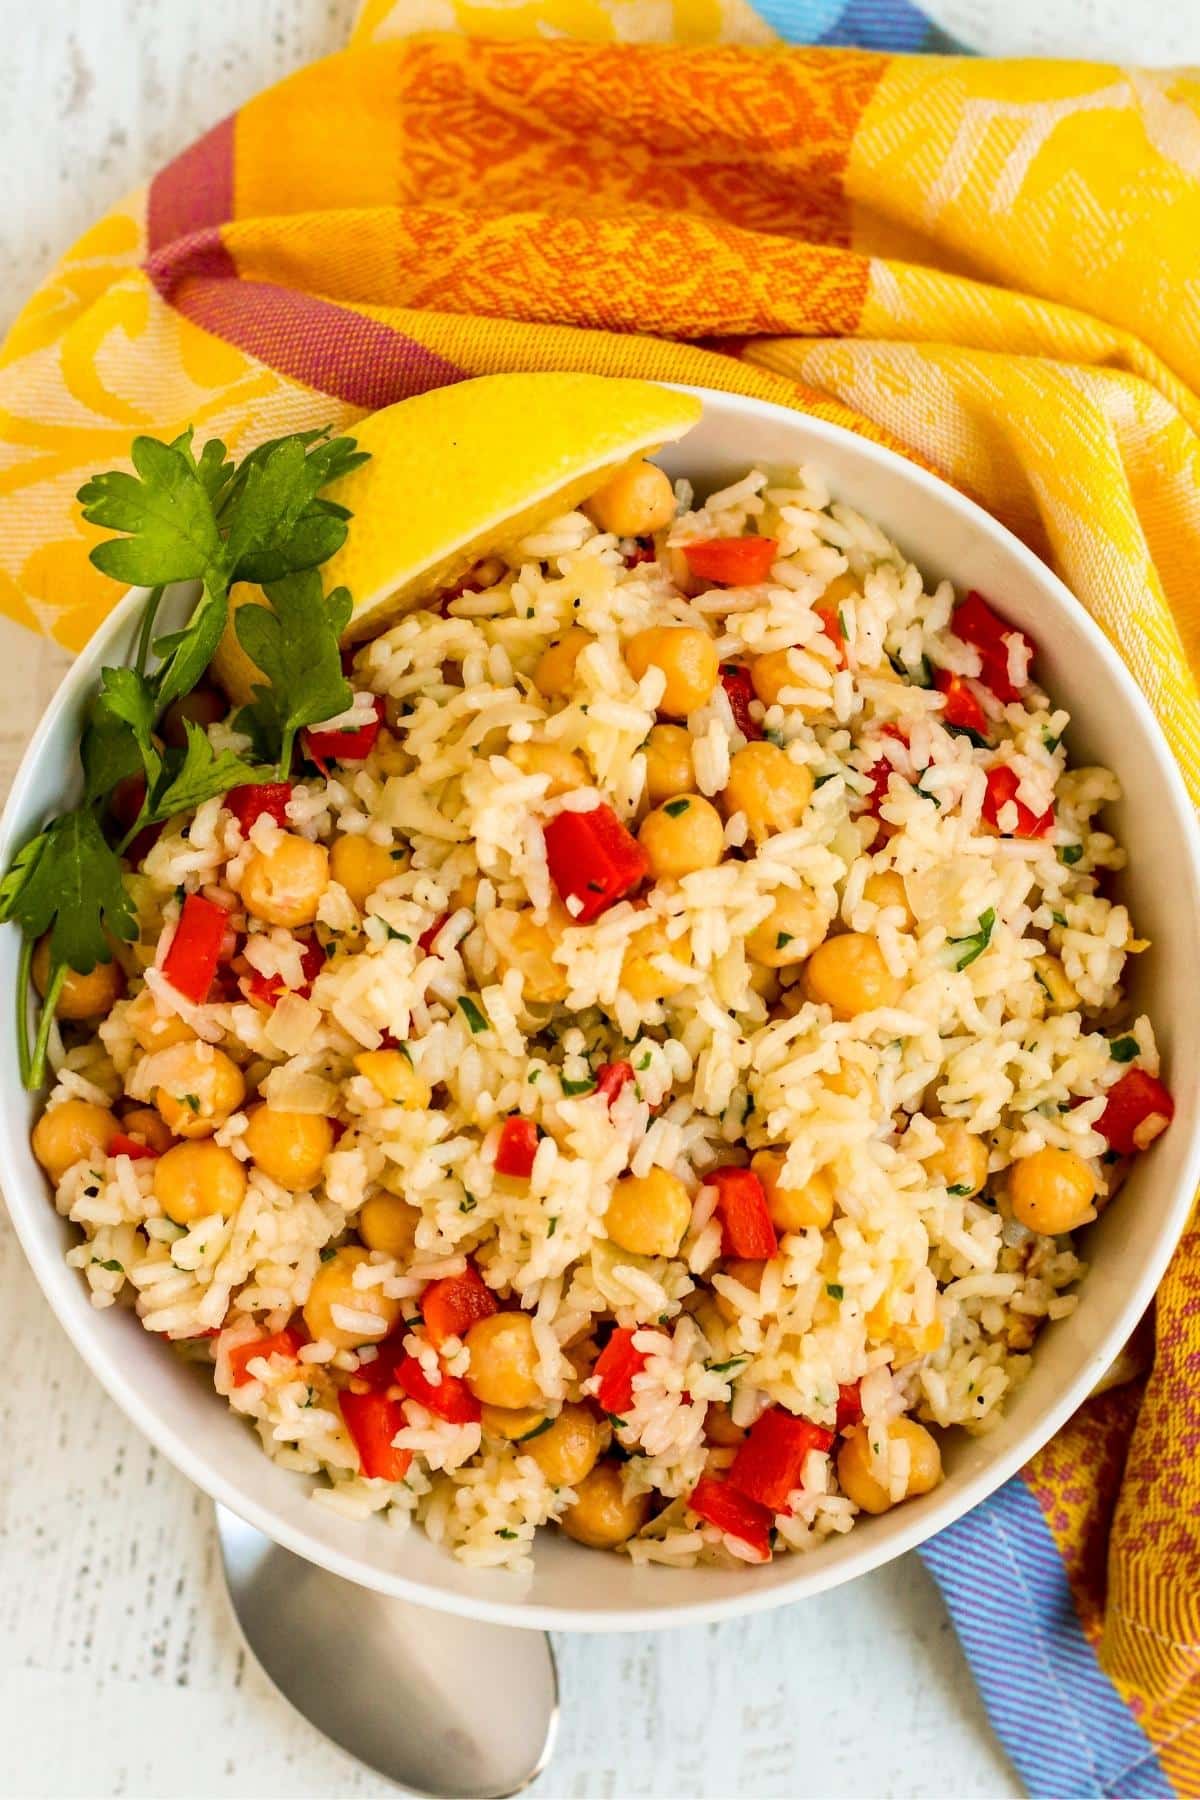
(480, 1404, 549, 1442)
(533, 628, 593, 700)
(704, 1402, 747, 1448)
(31, 1099, 118, 1185)
(745, 886, 831, 968)
(1033, 954, 1080, 1014)
(161, 685, 225, 750)
(32, 937, 123, 1020)
(561, 1460, 651, 1549)
(721, 742, 814, 844)
(483, 909, 567, 1005)
(750, 648, 803, 710)
(353, 1048, 432, 1110)
(243, 1104, 333, 1192)
(802, 933, 901, 1020)
(329, 835, 400, 910)
(1009, 1147, 1098, 1235)
(509, 740, 588, 796)
(357, 1191, 420, 1261)
(451, 872, 480, 912)
(239, 832, 329, 928)
(584, 458, 676, 539)
(638, 795, 725, 881)
(621, 917, 692, 1003)
(714, 1256, 768, 1323)
(605, 1168, 691, 1258)
(153, 1139, 247, 1226)
(626, 627, 719, 719)
(125, 988, 193, 1053)
(837, 1418, 942, 1514)
(464, 1310, 543, 1409)
(862, 870, 916, 930)
(373, 728, 410, 776)
(751, 1150, 834, 1232)
(821, 570, 859, 608)
(152, 1041, 245, 1138)
(642, 724, 695, 806)
(924, 1120, 989, 1198)
(119, 1106, 174, 1154)
(824, 1062, 878, 1108)
(302, 1245, 404, 1349)
(524, 1403, 604, 1488)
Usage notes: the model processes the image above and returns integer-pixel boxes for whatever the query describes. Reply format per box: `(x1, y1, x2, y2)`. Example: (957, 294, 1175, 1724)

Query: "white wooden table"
(3, 3, 1196, 1793)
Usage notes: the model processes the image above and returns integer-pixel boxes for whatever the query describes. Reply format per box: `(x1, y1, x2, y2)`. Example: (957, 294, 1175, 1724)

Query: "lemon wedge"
(211, 373, 702, 705)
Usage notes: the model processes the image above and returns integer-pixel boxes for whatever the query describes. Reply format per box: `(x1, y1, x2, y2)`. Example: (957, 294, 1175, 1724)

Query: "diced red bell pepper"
(594, 1061, 634, 1108)
(683, 536, 777, 587)
(814, 602, 847, 666)
(244, 936, 324, 1009)
(421, 1265, 498, 1349)
(226, 782, 293, 832)
(162, 893, 230, 1004)
(836, 1381, 863, 1432)
(339, 1390, 413, 1482)
(109, 1132, 159, 1162)
(229, 1327, 304, 1388)
(952, 591, 1035, 703)
(863, 726, 909, 819)
(495, 1115, 539, 1179)
(624, 539, 658, 568)
(593, 1326, 651, 1417)
(719, 664, 762, 740)
(728, 1406, 835, 1513)
(934, 669, 988, 738)
(304, 696, 385, 769)
(710, 1167, 778, 1261)
(1098, 1068, 1175, 1156)
(418, 912, 451, 955)
(353, 1325, 409, 1391)
(982, 765, 1054, 840)
(688, 1473, 773, 1562)
(543, 804, 648, 924)
(393, 1354, 482, 1424)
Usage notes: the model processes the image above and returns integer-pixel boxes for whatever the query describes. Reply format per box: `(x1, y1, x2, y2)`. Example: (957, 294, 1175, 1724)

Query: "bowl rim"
(3, 380, 1199, 1632)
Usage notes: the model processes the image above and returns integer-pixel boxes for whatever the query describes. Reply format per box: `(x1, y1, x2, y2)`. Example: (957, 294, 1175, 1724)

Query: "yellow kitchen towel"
(2, 9, 1199, 1793)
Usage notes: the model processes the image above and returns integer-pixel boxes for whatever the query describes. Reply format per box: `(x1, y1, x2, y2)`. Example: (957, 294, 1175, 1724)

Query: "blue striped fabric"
(919, 1478, 1171, 1798)
(750, 0, 968, 51)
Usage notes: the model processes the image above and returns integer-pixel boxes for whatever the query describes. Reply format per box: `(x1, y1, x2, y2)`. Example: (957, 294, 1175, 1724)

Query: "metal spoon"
(215, 1504, 559, 1797)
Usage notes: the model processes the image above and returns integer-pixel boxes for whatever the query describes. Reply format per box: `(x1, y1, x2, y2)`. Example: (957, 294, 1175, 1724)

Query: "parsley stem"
(134, 586, 165, 677)
(15, 933, 33, 1086)
(27, 961, 65, 1091)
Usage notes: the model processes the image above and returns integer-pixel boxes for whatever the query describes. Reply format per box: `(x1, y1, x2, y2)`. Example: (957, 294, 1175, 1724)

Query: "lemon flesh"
(211, 373, 702, 706)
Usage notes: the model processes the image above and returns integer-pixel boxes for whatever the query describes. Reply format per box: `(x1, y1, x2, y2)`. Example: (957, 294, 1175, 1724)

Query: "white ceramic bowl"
(3, 386, 1198, 1632)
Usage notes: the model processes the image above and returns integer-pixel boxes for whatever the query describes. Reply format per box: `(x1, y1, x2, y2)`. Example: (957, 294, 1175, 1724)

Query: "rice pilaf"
(32, 454, 1174, 1572)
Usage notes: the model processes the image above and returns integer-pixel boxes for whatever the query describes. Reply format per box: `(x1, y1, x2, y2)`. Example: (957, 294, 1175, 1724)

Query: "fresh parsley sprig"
(2, 423, 369, 1090)
(234, 570, 355, 777)
(0, 811, 136, 1085)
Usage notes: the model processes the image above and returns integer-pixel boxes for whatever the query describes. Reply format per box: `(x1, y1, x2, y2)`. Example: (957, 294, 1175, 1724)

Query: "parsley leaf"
(0, 811, 135, 1087)
(1109, 1035, 1140, 1063)
(222, 434, 366, 585)
(234, 570, 354, 776)
(948, 908, 996, 970)
(78, 433, 226, 591)
(142, 722, 262, 828)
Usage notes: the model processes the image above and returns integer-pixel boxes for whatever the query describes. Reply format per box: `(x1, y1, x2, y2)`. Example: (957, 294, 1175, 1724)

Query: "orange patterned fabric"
(3, 18, 1200, 1777)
